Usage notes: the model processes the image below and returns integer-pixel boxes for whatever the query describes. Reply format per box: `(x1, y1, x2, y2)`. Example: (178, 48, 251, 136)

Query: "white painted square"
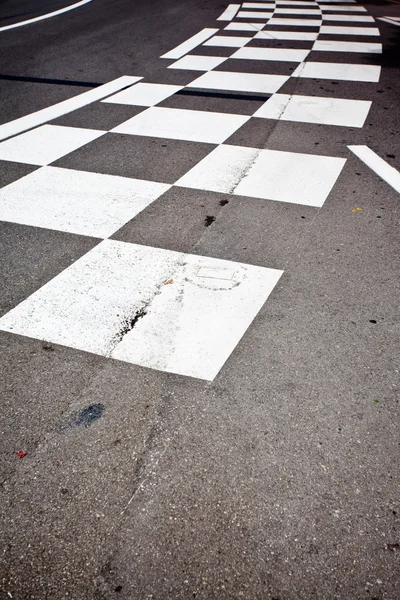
(321, 5, 367, 10)
(203, 35, 252, 47)
(255, 30, 318, 40)
(291, 61, 381, 82)
(0, 240, 283, 380)
(242, 2, 275, 7)
(187, 71, 289, 94)
(111, 107, 250, 144)
(224, 21, 267, 31)
(0, 125, 104, 166)
(102, 83, 183, 107)
(323, 15, 374, 21)
(0, 167, 170, 238)
(231, 46, 310, 62)
(168, 55, 228, 71)
(319, 25, 380, 35)
(254, 94, 372, 127)
(268, 17, 322, 25)
(313, 40, 382, 53)
(237, 10, 274, 18)
(176, 144, 346, 207)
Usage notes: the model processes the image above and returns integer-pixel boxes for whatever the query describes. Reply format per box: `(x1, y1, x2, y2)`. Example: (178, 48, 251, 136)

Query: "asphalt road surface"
(0, 0, 399, 598)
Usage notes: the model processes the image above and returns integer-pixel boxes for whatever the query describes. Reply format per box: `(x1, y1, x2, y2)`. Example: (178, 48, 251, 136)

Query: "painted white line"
(0, 0, 92, 32)
(313, 40, 382, 53)
(160, 28, 218, 59)
(0, 124, 104, 166)
(321, 5, 367, 11)
(0, 167, 170, 237)
(217, 4, 240, 20)
(242, 2, 275, 7)
(323, 15, 374, 22)
(348, 146, 400, 194)
(167, 55, 228, 71)
(224, 21, 266, 31)
(112, 107, 250, 144)
(203, 35, 252, 47)
(292, 61, 381, 82)
(237, 10, 274, 18)
(186, 71, 289, 94)
(276, 0, 321, 4)
(319, 25, 380, 35)
(231, 46, 310, 62)
(102, 83, 183, 107)
(255, 29, 318, 40)
(0, 240, 283, 380)
(268, 18, 322, 25)
(177, 144, 346, 207)
(378, 17, 400, 27)
(0, 75, 141, 142)
(254, 94, 372, 127)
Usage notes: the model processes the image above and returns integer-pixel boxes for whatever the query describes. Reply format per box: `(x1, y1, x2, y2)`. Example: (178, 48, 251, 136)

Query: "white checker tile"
(242, 2, 275, 7)
(231, 46, 310, 62)
(167, 55, 228, 71)
(102, 83, 182, 107)
(323, 15, 374, 21)
(275, 8, 321, 13)
(187, 71, 289, 94)
(267, 18, 322, 25)
(254, 94, 372, 127)
(321, 5, 367, 10)
(224, 21, 266, 31)
(111, 107, 249, 144)
(276, 1, 322, 4)
(217, 4, 240, 20)
(236, 10, 274, 18)
(255, 30, 318, 40)
(292, 61, 381, 82)
(313, 40, 382, 53)
(0, 124, 104, 166)
(0, 167, 170, 238)
(319, 25, 380, 35)
(203, 35, 252, 47)
(177, 144, 346, 207)
(0, 240, 283, 381)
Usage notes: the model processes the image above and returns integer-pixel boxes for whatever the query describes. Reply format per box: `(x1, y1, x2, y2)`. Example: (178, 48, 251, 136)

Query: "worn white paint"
(292, 61, 381, 82)
(321, 5, 367, 11)
(0, 240, 283, 380)
(231, 46, 310, 62)
(0, 0, 92, 32)
(319, 25, 380, 35)
(224, 21, 266, 30)
(217, 4, 240, 20)
(161, 28, 218, 59)
(348, 146, 400, 194)
(313, 40, 382, 53)
(0, 124, 104, 166)
(167, 55, 228, 71)
(203, 35, 252, 47)
(0, 76, 141, 142)
(378, 17, 400, 26)
(323, 14, 374, 21)
(0, 167, 170, 237)
(187, 71, 289, 94)
(254, 94, 372, 127)
(112, 107, 250, 144)
(255, 30, 318, 39)
(103, 83, 182, 107)
(177, 144, 346, 207)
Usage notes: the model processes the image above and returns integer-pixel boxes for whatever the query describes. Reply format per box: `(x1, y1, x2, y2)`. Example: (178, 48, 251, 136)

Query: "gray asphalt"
(0, 0, 399, 599)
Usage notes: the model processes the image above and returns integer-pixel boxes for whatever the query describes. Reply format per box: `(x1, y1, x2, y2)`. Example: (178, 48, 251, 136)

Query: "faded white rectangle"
(313, 40, 382, 53)
(292, 61, 381, 82)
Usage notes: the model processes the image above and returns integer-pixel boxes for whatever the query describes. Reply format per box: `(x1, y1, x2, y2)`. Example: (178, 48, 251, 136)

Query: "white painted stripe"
(217, 4, 240, 20)
(0, 167, 171, 238)
(378, 17, 400, 26)
(292, 61, 381, 82)
(318, 0, 356, 3)
(348, 146, 400, 194)
(276, 1, 322, 5)
(254, 94, 372, 127)
(161, 28, 218, 59)
(321, 5, 367, 10)
(323, 14, 374, 21)
(242, 2, 275, 7)
(102, 83, 183, 107)
(177, 144, 346, 207)
(268, 18, 322, 25)
(313, 40, 382, 53)
(112, 107, 250, 144)
(0, 75, 141, 142)
(224, 21, 267, 30)
(237, 10, 274, 18)
(319, 25, 380, 35)
(186, 71, 289, 94)
(0, 240, 283, 380)
(167, 55, 228, 71)
(203, 35, 252, 47)
(0, 0, 92, 32)
(231, 46, 310, 61)
(255, 29, 318, 39)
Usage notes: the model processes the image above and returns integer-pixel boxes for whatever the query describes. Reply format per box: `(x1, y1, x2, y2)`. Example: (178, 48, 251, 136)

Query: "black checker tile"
(52, 132, 216, 184)
(50, 102, 146, 131)
(214, 58, 298, 76)
(306, 50, 382, 66)
(278, 76, 377, 101)
(0, 161, 39, 189)
(159, 89, 267, 115)
(247, 38, 315, 50)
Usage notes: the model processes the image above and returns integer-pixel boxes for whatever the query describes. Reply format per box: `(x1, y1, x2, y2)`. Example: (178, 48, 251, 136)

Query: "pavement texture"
(0, 0, 399, 599)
